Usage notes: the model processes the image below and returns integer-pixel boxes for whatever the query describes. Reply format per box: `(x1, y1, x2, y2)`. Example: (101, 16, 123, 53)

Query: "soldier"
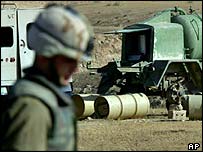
(0, 3, 94, 151)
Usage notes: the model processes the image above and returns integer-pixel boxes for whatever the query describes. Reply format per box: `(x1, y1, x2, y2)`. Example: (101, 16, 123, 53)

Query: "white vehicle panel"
(1, 9, 17, 86)
(17, 8, 43, 77)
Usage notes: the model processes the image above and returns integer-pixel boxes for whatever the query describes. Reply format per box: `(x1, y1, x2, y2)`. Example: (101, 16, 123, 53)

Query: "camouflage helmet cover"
(28, 4, 94, 61)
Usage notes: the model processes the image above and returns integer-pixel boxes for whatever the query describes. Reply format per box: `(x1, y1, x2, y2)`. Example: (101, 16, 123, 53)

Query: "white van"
(1, 3, 73, 95)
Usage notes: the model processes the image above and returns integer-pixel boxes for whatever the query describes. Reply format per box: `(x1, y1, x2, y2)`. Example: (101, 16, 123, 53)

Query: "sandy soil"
(3, 1, 202, 151)
(77, 118, 202, 151)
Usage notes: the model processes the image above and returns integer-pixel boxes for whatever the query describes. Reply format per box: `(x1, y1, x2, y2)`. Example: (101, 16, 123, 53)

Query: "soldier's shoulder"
(11, 96, 51, 121)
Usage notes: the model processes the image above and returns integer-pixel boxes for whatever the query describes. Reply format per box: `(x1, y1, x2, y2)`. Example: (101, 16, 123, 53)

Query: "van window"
(26, 23, 33, 50)
(1, 27, 13, 47)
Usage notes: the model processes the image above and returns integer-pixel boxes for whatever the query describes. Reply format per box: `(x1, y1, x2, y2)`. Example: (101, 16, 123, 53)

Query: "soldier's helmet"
(27, 3, 94, 61)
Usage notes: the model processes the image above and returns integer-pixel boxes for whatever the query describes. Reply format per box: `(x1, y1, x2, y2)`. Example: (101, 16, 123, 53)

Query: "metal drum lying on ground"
(94, 95, 122, 119)
(94, 93, 150, 119)
(131, 93, 150, 118)
(71, 94, 99, 119)
(186, 95, 202, 120)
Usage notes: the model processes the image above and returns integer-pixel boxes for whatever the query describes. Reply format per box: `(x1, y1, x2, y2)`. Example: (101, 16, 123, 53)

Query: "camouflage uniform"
(0, 3, 94, 151)
(0, 68, 77, 150)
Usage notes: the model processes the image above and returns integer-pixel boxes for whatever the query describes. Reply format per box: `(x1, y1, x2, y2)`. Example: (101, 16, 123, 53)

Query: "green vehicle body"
(89, 7, 202, 110)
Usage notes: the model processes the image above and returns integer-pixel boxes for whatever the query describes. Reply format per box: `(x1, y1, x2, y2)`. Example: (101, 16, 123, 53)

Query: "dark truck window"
(1, 27, 13, 47)
(121, 24, 154, 65)
(125, 32, 147, 61)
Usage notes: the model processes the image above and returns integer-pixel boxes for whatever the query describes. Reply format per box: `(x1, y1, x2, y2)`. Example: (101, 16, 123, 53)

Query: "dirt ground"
(77, 118, 202, 151)
(5, 1, 202, 151)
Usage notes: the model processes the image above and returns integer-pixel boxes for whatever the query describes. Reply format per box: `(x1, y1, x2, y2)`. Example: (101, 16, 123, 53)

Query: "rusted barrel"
(71, 94, 99, 119)
(94, 93, 150, 119)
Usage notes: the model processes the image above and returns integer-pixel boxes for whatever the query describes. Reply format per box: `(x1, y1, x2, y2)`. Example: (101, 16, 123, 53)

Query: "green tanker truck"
(87, 6, 202, 118)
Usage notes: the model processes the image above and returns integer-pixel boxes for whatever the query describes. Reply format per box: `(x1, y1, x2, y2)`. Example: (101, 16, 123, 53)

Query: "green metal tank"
(172, 14, 202, 59)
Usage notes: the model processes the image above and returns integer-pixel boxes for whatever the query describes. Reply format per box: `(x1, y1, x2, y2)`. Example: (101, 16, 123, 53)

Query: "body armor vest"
(8, 75, 77, 151)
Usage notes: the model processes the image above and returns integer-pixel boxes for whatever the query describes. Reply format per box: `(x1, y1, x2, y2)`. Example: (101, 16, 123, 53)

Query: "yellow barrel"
(131, 93, 150, 118)
(71, 94, 99, 119)
(94, 93, 150, 120)
(94, 95, 122, 119)
(187, 95, 202, 120)
(116, 94, 136, 119)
